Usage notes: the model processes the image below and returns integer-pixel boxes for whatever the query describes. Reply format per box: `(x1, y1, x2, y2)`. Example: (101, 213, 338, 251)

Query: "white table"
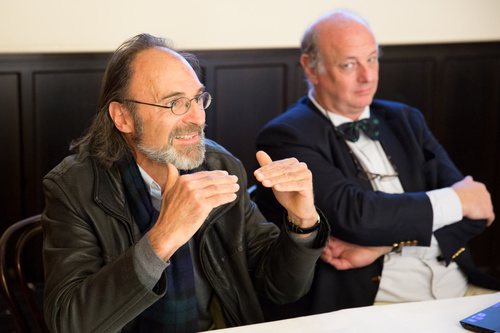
(214, 292, 500, 333)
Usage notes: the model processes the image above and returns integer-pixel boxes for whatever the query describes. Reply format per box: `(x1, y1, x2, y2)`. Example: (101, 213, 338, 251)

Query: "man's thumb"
(165, 163, 180, 192)
(256, 150, 273, 167)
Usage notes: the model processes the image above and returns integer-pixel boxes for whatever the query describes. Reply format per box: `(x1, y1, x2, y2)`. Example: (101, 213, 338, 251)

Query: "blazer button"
(372, 275, 381, 282)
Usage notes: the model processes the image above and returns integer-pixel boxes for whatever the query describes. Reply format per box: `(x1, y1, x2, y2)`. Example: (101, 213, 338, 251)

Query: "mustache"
(169, 123, 206, 141)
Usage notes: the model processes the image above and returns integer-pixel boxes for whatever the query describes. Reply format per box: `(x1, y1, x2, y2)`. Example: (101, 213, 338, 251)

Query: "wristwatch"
(286, 214, 321, 234)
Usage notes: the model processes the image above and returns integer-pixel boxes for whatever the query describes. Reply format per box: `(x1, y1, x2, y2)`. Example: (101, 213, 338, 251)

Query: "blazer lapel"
(372, 104, 428, 192)
(303, 98, 374, 191)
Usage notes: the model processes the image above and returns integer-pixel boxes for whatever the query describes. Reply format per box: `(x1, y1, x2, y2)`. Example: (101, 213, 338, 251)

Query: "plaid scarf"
(117, 155, 198, 332)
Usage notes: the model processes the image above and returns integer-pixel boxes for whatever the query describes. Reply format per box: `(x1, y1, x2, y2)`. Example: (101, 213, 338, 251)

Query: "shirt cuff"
(133, 233, 169, 289)
(426, 187, 463, 231)
(288, 229, 318, 247)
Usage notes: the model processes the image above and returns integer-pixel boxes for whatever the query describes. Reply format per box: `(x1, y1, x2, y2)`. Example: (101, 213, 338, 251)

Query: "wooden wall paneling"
(0, 73, 23, 232)
(495, 73, 500, 277)
(19, 70, 38, 220)
(193, 49, 303, 185)
(292, 63, 308, 104)
(33, 70, 104, 213)
(212, 64, 287, 186)
(437, 56, 499, 182)
(0, 42, 499, 275)
(194, 48, 303, 109)
(439, 55, 500, 275)
(493, 57, 500, 276)
(376, 58, 435, 121)
(194, 58, 215, 139)
(0, 54, 109, 231)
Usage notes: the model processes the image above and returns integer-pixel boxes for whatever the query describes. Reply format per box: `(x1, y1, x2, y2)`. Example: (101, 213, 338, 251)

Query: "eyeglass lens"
(172, 92, 211, 115)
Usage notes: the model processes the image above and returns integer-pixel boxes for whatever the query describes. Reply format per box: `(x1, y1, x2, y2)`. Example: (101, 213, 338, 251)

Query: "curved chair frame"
(0, 214, 49, 333)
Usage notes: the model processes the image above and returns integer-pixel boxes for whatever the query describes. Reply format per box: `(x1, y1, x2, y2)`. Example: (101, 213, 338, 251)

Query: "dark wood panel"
(376, 59, 435, 120)
(0, 53, 109, 226)
(0, 73, 23, 232)
(293, 64, 308, 102)
(438, 56, 500, 272)
(213, 65, 286, 185)
(33, 70, 104, 209)
(438, 57, 500, 180)
(192, 48, 303, 110)
(34, 71, 103, 178)
(0, 41, 499, 276)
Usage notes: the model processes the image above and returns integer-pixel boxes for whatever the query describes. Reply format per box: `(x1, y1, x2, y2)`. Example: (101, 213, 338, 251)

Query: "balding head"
(299, 10, 380, 119)
(301, 10, 377, 76)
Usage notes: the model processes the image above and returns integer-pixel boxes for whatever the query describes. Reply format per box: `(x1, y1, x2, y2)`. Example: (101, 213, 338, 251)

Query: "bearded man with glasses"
(40, 33, 372, 333)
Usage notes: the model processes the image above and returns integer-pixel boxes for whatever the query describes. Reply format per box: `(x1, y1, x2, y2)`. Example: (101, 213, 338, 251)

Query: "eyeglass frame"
(346, 146, 399, 181)
(334, 127, 399, 181)
(123, 91, 212, 116)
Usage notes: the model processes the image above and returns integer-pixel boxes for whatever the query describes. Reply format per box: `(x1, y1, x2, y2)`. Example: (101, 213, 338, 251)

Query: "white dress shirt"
(309, 92, 468, 302)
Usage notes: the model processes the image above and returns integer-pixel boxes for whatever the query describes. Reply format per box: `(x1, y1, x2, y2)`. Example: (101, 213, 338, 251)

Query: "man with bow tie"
(254, 10, 500, 321)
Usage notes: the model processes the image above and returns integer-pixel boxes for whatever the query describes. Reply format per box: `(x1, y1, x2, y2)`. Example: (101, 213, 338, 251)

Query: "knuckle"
(192, 190, 204, 202)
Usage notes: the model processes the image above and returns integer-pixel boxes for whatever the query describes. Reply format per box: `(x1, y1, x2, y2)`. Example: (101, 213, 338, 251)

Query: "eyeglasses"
(344, 139, 399, 182)
(124, 92, 212, 116)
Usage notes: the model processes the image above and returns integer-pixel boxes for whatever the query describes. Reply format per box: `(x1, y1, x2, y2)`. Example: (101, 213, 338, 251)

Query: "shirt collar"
(308, 90, 371, 126)
(137, 164, 162, 201)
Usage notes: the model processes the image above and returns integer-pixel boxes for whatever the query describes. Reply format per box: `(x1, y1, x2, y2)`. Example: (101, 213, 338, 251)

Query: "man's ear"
(109, 101, 134, 134)
(300, 54, 319, 85)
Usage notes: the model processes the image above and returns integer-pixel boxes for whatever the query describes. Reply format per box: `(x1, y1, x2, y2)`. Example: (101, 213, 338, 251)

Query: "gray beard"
(133, 124, 206, 170)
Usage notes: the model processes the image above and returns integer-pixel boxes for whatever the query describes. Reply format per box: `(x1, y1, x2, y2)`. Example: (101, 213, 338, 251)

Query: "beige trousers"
(374, 284, 497, 306)
(463, 284, 498, 297)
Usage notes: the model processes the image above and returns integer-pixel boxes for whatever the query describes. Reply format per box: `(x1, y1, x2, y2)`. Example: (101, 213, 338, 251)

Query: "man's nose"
(183, 100, 206, 125)
(357, 64, 375, 82)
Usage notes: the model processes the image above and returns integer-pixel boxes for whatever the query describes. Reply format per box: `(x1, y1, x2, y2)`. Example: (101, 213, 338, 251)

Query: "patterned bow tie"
(336, 118, 380, 142)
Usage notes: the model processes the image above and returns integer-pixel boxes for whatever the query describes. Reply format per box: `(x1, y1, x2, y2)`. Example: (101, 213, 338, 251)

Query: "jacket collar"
(92, 156, 131, 223)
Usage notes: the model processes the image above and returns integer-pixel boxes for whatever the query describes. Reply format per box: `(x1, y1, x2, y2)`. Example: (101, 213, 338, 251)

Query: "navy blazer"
(255, 96, 500, 319)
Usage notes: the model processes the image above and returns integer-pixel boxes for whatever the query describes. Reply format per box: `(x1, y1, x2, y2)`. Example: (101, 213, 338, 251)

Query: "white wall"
(1, 0, 499, 53)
